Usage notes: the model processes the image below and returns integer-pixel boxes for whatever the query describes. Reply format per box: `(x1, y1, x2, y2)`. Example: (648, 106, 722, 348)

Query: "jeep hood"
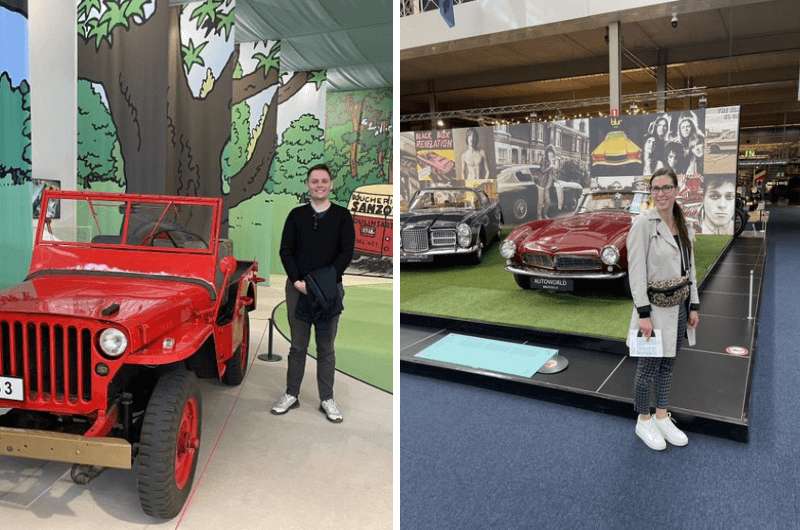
(0, 275, 211, 326)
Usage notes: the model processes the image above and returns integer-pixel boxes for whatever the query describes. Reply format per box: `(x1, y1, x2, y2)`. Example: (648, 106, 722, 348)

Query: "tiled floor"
(0, 276, 392, 529)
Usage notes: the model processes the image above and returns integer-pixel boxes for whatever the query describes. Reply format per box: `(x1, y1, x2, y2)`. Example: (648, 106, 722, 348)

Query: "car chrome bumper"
(0, 427, 132, 469)
(400, 244, 479, 261)
(505, 264, 626, 280)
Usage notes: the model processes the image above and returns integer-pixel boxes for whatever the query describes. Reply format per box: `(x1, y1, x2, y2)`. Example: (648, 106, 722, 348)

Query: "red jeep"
(0, 190, 259, 519)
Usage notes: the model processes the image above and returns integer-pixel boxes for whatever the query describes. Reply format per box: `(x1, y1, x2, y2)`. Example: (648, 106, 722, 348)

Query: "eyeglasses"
(651, 185, 676, 194)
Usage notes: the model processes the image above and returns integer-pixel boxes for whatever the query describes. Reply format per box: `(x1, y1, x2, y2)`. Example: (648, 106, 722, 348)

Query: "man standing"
(272, 164, 355, 422)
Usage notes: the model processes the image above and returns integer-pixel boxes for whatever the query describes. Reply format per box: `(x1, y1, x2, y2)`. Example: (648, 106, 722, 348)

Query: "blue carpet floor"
(401, 206, 800, 530)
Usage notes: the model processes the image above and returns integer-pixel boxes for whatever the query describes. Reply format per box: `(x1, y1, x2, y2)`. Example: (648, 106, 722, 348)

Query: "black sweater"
(279, 203, 355, 284)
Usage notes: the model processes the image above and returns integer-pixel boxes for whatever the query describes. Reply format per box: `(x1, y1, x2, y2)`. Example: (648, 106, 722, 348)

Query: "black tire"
(514, 274, 532, 289)
(135, 370, 202, 519)
(223, 312, 250, 386)
(469, 233, 485, 265)
(734, 208, 747, 238)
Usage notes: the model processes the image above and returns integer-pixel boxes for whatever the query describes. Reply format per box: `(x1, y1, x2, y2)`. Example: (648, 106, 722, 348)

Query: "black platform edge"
(402, 236, 738, 356)
(740, 230, 768, 425)
(401, 357, 749, 442)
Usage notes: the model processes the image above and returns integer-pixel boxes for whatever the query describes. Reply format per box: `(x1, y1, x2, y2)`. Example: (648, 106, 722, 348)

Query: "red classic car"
(0, 190, 259, 519)
(500, 190, 650, 291)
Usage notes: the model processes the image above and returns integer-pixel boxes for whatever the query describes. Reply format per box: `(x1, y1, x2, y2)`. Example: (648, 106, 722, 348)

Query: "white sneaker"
(320, 399, 343, 423)
(654, 413, 688, 446)
(635, 416, 667, 451)
(271, 393, 299, 415)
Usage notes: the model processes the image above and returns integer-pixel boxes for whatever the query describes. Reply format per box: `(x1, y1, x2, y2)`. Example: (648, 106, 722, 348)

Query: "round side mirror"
(220, 256, 236, 275)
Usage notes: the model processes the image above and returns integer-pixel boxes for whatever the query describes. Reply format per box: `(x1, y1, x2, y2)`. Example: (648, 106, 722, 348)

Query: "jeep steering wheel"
(144, 229, 208, 249)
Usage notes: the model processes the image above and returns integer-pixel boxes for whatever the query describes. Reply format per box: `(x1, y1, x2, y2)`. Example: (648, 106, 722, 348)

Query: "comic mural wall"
(400, 106, 740, 235)
(76, 0, 393, 280)
(0, 0, 33, 288)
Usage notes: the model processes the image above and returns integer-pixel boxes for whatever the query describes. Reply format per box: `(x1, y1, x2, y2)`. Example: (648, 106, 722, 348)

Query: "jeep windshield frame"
(36, 190, 221, 256)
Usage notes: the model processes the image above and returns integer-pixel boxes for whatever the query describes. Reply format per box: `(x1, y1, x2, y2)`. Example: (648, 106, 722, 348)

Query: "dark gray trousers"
(285, 279, 339, 401)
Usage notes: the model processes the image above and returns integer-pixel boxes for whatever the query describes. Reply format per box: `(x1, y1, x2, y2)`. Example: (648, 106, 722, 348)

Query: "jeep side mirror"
(220, 256, 236, 276)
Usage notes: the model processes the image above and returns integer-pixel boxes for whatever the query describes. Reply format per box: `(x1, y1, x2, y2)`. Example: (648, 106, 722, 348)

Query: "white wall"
(29, 0, 77, 235)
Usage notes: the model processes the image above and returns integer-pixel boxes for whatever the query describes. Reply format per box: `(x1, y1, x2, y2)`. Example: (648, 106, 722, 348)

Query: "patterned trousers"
(633, 303, 687, 415)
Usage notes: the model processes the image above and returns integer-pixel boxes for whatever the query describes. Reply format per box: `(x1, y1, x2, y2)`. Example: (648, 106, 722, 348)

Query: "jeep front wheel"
(223, 312, 250, 386)
(135, 369, 202, 519)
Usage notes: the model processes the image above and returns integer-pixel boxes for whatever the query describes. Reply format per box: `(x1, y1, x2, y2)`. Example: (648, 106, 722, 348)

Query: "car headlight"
(456, 223, 472, 248)
(601, 245, 620, 265)
(500, 240, 516, 259)
(99, 328, 128, 357)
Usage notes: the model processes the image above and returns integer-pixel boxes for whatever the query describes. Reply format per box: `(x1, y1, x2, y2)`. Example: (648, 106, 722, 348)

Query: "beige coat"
(626, 208, 699, 357)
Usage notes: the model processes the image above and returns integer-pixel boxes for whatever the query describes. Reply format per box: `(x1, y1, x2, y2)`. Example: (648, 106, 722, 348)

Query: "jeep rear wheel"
(135, 369, 202, 519)
(223, 312, 250, 386)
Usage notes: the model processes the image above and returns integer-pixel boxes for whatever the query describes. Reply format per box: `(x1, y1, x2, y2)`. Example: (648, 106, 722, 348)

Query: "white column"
(29, 0, 77, 235)
(608, 22, 621, 117)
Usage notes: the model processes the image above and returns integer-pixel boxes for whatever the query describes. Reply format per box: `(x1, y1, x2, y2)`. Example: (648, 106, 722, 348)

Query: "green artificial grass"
(274, 283, 393, 393)
(400, 234, 731, 340)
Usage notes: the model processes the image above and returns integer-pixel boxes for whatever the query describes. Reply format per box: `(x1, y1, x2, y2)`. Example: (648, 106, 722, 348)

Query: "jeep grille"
(0, 318, 94, 403)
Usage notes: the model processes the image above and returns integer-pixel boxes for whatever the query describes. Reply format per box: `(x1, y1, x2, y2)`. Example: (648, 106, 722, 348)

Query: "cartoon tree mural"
(0, 71, 31, 184)
(266, 114, 325, 200)
(325, 89, 392, 203)
(77, 0, 322, 227)
(77, 80, 124, 188)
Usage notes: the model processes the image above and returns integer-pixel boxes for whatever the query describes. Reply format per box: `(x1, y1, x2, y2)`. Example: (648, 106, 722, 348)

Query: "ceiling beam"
(401, 32, 800, 96)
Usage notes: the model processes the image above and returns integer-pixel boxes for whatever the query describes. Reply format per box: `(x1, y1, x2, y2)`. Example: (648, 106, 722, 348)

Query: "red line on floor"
(174, 322, 268, 529)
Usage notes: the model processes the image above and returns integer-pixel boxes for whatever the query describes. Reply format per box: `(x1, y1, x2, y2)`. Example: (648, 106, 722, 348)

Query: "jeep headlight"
(601, 245, 620, 266)
(99, 328, 128, 357)
(456, 223, 472, 248)
(500, 240, 516, 259)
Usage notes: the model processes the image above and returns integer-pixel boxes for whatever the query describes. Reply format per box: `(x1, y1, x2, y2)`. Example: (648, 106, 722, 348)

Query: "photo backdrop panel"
(402, 106, 735, 233)
(0, 0, 33, 288)
(326, 88, 392, 277)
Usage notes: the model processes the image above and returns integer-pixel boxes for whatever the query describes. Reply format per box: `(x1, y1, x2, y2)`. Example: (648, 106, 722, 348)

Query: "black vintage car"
(400, 187, 502, 264)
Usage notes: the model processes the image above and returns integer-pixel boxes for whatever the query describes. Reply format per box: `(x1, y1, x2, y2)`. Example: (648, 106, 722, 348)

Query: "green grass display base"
(400, 234, 731, 341)
(274, 283, 392, 393)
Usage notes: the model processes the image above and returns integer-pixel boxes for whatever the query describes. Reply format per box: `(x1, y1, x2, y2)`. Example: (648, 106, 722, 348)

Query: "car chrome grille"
(0, 318, 94, 404)
(523, 253, 554, 269)
(401, 229, 429, 252)
(554, 255, 602, 271)
(431, 229, 456, 247)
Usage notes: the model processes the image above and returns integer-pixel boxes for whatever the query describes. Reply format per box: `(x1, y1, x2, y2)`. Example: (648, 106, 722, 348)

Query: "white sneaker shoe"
(271, 393, 299, 415)
(635, 416, 667, 451)
(654, 413, 688, 446)
(320, 399, 343, 423)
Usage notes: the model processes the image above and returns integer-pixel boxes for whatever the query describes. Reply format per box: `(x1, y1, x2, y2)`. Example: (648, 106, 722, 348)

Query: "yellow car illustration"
(591, 130, 642, 166)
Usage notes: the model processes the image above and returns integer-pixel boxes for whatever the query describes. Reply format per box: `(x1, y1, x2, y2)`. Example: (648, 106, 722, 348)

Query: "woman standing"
(626, 168, 701, 451)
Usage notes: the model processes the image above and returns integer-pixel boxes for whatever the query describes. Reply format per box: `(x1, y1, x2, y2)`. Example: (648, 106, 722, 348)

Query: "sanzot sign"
(349, 189, 393, 218)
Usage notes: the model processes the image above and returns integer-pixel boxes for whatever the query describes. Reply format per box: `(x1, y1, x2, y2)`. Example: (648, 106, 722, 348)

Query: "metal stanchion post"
(747, 270, 754, 320)
(258, 317, 283, 362)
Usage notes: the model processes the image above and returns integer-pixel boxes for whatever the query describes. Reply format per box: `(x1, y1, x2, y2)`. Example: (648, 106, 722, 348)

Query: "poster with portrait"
(452, 127, 497, 197)
(414, 129, 456, 186)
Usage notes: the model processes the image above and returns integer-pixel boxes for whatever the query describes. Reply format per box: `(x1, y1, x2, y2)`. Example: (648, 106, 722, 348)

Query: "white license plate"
(0, 376, 24, 401)
(531, 277, 574, 292)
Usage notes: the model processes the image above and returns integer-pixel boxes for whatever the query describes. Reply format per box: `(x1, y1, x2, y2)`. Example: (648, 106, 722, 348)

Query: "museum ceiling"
(400, 0, 800, 129)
